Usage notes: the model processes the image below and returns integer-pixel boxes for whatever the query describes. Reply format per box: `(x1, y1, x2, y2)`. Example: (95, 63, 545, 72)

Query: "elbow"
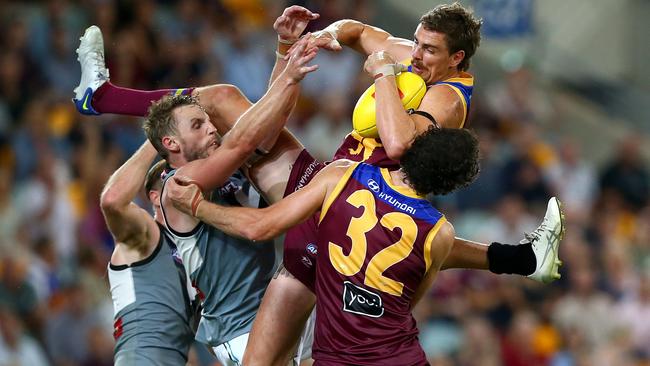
(236, 140, 258, 156)
(242, 225, 276, 243)
(99, 189, 122, 213)
(241, 215, 278, 242)
(383, 140, 409, 161)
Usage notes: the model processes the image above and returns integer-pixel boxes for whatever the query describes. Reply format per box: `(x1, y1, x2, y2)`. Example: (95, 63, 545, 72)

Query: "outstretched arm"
(312, 19, 413, 60)
(166, 161, 352, 241)
(177, 36, 318, 192)
(272, 5, 413, 61)
(100, 141, 159, 251)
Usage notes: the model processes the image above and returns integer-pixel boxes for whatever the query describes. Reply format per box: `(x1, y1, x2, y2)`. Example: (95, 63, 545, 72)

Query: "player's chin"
(412, 67, 429, 81)
(207, 142, 219, 153)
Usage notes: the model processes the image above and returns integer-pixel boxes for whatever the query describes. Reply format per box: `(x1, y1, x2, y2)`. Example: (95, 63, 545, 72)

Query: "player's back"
(108, 223, 195, 365)
(312, 163, 447, 365)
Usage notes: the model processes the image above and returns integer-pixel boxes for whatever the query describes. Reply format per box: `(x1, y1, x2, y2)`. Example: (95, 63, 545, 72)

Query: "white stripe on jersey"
(108, 266, 136, 316)
(164, 226, 206, 281)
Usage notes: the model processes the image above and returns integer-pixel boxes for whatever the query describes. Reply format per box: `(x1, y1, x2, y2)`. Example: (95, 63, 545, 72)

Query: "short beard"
(180, 139, 209, 162)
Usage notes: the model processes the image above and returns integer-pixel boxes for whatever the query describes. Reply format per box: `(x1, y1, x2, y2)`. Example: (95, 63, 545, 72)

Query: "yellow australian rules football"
(352, 71, 426, 138)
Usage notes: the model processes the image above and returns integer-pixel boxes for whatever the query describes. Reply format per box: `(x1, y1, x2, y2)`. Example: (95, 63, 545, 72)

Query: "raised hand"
(167, 175, 205, 217)
(283, 35, 319, 83)
(309, 29, 343, 52)
(363, 51, 406, 78)
(274, 5, 319, 43)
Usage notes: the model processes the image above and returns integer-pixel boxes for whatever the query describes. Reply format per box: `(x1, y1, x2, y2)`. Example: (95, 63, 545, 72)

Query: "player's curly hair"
(420, 2, 482, 71)
(400, 127, 480, 196)
(143, 94, 198, 160)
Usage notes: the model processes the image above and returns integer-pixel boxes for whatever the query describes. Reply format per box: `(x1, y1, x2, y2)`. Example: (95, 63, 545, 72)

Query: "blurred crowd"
(0, 1, 648, 366)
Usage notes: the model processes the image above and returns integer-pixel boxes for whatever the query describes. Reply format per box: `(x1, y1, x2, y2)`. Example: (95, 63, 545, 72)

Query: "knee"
(196, 84, 245, 106)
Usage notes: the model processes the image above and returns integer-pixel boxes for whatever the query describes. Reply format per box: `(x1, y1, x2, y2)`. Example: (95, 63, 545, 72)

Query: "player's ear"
(449, 50, 465, 69)
(162, 136, 180, 154)
(148, 189, 160, 206)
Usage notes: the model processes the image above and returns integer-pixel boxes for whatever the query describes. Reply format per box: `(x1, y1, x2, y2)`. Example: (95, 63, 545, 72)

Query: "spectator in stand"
(600, 135, 649, 211)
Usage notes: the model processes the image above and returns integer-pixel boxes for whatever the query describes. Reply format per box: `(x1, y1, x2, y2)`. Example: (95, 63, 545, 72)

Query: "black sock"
(487, 242, 536, 276)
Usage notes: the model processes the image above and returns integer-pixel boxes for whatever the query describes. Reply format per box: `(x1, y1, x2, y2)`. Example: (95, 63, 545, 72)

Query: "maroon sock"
(92, 82, 195, 116)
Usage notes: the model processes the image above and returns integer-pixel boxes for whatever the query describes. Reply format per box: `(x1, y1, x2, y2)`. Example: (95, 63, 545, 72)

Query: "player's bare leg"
(243, 267, 315, 366)
(247, 131, 304, 204)
(192, 84, 253, 136)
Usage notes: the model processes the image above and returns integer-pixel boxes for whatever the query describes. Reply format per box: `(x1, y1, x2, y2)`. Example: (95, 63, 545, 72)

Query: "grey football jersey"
(108, 223, 194, 365)
(162, 171, 276, 346)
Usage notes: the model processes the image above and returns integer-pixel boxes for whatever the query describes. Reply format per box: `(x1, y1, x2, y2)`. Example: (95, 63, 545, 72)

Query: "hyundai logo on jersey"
(367, 179, 380, 192)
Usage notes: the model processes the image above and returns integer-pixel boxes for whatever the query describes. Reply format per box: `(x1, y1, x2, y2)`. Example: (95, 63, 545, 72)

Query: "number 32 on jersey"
(328, 190, 418, 297)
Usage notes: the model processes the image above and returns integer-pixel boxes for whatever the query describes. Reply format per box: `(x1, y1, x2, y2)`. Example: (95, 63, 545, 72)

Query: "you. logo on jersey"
(342, 281, 384, 318)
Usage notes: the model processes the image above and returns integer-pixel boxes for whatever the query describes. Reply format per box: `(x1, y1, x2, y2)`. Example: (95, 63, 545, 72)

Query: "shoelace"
(77, 44, 108, 80)
(93, 51, 108, 80)
(520, 220, 548, 245)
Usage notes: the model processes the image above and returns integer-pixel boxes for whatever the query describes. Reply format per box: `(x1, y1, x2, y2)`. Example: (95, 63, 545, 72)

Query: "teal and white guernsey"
(108, 223, 195, 365)
(162, 171, 277, 346)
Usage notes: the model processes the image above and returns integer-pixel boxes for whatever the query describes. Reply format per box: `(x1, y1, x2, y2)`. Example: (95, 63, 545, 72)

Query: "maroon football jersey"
(312, 163, 447, 365)
(332, 131, 400, 169)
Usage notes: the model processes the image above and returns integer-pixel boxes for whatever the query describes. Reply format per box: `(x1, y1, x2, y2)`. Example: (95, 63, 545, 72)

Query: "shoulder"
(423, 84, 463, 105)
(326, 159, 358, 170)
(321, 159, 359, 176)
(437, 220, 455, 242)
(418, 86, 464, 128)
(431, 220, 455, 253)
(315, 160, 359, 188)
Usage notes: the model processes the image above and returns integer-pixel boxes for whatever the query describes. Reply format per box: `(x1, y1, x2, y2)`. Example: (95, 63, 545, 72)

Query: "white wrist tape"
(373, 64, 407, 81)
(278, 36, 297, 45)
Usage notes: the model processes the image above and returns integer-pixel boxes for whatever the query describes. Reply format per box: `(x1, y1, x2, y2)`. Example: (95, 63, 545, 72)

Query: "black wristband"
(487, 242, 536, 276)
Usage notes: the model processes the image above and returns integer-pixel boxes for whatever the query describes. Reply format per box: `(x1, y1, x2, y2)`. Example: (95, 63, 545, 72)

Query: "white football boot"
(73, 25, 109, 115)
(526, 197, 566, 284)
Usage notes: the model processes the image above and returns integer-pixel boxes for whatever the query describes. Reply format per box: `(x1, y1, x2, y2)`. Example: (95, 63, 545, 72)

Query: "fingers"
(310, 37, 332, 49)
(289, 41, 318, 68)
(287, 33, 310, 58)
(285, 5, 319, 20)
(300, 64, 319, 75)
(297, 47, 318, 65)
(310, 33, 341, 52)
(173, 175, 193, 186)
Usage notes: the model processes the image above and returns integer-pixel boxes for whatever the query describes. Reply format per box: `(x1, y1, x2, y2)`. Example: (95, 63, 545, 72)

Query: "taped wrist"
(487, 242, 536, 275)
(373, 64, 407, 81)
(277, 36, 297, 45)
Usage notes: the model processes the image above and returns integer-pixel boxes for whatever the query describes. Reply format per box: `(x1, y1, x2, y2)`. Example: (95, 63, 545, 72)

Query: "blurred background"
(0, 0, 648, 365)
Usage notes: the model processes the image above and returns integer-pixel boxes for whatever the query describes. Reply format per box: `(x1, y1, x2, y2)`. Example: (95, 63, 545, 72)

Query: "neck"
(166, 155, 187, 170)
(440, 67, 462, 81)
(153, 207, 164, 224)
(388, 169, 411, 189)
